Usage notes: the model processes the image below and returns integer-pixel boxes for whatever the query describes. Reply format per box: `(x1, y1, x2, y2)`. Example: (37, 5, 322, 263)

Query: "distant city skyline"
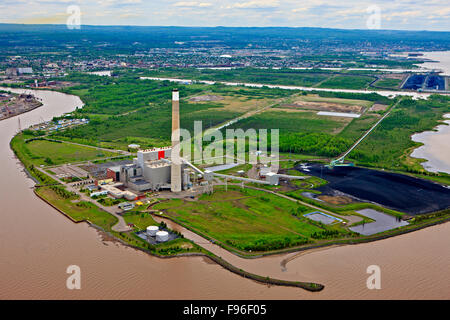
(1, 0, 449, 31)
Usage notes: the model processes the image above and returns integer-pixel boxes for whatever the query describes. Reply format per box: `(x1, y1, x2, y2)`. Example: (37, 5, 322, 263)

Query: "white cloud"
(229, 0, 279, 9)
(173, 1, 212, 7)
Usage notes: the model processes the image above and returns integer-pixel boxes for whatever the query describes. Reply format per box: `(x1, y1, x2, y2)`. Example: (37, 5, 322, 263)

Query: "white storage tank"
(146, 225, 159, 237)
(156, 230, 169, 242)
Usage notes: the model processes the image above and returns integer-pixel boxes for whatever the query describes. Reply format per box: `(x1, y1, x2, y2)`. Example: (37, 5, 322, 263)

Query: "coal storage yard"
(296, 164, 450, 215)
(402, 74, 446, 91)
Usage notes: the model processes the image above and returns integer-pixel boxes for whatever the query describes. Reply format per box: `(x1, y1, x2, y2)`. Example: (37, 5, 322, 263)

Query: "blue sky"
(1, 0, 449, 31)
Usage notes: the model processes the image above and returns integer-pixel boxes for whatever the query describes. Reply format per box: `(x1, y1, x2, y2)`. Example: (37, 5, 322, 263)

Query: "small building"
(106, 166, 121, 181)
(5, 68, 18, 77)
(90, 190, 108, 198)
(18, 67, 33, 74)
(265, 172, 279, 185)
(95, 178, 113, 186)
(86, 184, 99, 192)
(203, 170, 214, 181)
(100, 184, 137, 201)
(259, 166, 271, 177)
(128, 144, 140, 150)
(118, 202, 135, 211)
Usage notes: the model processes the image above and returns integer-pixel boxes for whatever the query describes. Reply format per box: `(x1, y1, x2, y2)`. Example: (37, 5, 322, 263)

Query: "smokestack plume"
(171, 89, 182, 192)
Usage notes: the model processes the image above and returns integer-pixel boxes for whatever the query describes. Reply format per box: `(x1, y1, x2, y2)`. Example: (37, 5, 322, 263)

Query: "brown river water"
(0, 88, 449, 299)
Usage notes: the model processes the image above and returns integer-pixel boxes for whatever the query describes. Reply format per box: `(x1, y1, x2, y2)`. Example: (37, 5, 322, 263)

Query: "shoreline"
(149, 207, 450, 259)
(0, 101, 43, 122)
(416, 51, 450, 76)
(410, 113, 450, 174)
(32, 185, 324, 292)
(6, 85, 450, 295)
(33, 175, 448, 294)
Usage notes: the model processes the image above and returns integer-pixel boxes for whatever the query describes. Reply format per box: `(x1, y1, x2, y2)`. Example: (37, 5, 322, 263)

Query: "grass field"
(338, 115, 381, 140)
(373, 78, 402, 88)
(293, 94, 374, 108)
(153, 186, 349, 252)
(22, 138, 116, 166)
(318, 75, 375, 89)
(36, 187, 118, 230)
(189, 94, 275, 114)
(122, 210, 160, 230)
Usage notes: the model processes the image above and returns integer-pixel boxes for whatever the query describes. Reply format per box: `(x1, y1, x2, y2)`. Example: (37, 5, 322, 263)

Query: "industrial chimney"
(171, 89, 182, 192)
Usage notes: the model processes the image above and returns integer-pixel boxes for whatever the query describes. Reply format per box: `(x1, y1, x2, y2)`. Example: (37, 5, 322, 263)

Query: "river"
(417, 51, 450, 76)
(0, 87, 449, 299)
(410, 51, 450, 174)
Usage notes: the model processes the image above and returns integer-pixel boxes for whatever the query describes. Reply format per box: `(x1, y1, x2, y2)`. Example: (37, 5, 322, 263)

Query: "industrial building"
(108, 89, 207, 193)
(117, 147, 193, 192)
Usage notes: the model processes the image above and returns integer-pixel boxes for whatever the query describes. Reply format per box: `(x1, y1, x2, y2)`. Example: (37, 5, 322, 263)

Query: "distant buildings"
(5, 67, 33, 77)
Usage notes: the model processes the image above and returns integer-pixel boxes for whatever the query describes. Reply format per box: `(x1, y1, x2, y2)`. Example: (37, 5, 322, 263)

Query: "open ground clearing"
(280, 100, 364, 114)
(153, 186, 353, 252)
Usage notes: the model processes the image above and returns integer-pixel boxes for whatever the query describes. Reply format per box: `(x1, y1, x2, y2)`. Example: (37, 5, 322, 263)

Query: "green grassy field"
(318, 75, 375, 89)
(121, 210, 202, 254)
(153, 186, 350, 252)
(373, 78, 402, 88)
(14, 136, 117, 166)
(36, 187, 118, 230)
(294, 94, 374, 108)
(338, 115, 381, 140)
(122, 210, 160, 230)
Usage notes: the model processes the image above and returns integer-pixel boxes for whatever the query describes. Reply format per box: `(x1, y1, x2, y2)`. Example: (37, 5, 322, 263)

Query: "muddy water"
(411, 114, 450, 175)
(0, 87, 449, 299)
(418, 51, 450, 76)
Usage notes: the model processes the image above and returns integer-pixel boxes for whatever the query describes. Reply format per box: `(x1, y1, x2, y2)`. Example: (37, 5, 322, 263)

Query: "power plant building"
(111, 89, 205, 193)
(118, 146, 191, 192)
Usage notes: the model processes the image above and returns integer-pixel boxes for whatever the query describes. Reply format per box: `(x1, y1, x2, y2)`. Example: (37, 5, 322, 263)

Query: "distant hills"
(1, 24, 449, 52)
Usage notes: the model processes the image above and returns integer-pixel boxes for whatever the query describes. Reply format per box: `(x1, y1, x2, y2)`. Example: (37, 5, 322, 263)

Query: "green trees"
(49, 185, 79, 200)
(279, 132, 353, 157)
(347, 96, 450, 170)
(226, 235, 310, 252)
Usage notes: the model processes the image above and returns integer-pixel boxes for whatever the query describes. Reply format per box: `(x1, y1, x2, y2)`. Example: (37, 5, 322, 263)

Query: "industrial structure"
(171, 89, 182, 193)
(104, 89, 210, 194)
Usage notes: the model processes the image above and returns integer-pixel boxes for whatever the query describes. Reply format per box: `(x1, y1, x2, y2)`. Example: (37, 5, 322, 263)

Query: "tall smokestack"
(171, 89, 182, 192)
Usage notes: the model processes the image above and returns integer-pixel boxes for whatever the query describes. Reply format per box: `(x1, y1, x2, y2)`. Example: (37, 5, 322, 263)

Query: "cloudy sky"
(1, 0, 449, 31)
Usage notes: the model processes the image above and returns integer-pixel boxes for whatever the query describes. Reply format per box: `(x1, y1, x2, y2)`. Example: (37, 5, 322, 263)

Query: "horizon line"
(0, 22, 449, 33)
